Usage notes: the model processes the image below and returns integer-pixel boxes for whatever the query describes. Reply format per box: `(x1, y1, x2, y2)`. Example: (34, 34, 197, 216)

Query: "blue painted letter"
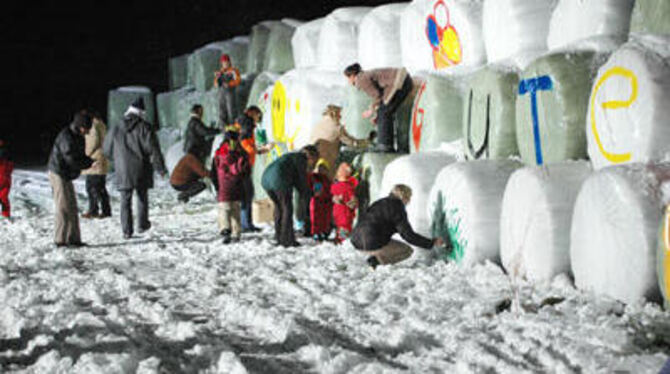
(519, 76, 553, 165)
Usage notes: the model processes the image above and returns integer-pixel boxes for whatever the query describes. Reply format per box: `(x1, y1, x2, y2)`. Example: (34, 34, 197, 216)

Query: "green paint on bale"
(168, 54, 189, 90)
(463, 66, 519, 160)
(631, 0, 670, 35)
(108, 87, 156, 129)
(263, 22, 297, 73)
(410, 74, 466, 153)
(516, 51, 608, 165)
(430, 191, 467, 263)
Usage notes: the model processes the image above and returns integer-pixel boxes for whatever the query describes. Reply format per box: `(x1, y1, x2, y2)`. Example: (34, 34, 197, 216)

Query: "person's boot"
(81, 212, 98, 219)
(177, 193, 189, 203)
(366, 256, 380, 271)
(221, 229, 231, 244)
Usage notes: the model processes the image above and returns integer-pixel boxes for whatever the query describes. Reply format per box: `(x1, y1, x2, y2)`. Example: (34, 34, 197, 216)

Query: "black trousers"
(240, 175, 255, 229)
(376, 76, 413, 151)
(85, 175, 111, 215)
(266, 189, 295, 246)
(172, 180, 207, 201)
(119, 188, 149, 236)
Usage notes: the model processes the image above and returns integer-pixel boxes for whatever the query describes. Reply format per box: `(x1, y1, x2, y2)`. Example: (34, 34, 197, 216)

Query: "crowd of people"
(1, 58, 446, 269)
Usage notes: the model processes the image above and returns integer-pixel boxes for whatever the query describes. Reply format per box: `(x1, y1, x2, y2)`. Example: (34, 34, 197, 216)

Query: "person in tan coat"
(309, 105, 371, 179)
(344, 63, 413, 153)
(82, 112, 111, 218)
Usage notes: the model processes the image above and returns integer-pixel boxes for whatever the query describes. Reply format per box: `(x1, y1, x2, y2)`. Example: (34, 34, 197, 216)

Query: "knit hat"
(315, 158, 330, 171)
(220, 54, 231, 63)
(131, 97, 145, 111)
(224, 125, 240, 141)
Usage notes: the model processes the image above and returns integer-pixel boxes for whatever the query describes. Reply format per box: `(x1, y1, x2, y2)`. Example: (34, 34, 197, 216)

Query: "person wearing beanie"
(261, 145, 319, 247)
(307, 158, 332, 242)
(213, 53, 241, 127)
(182, 104, 219, 162)
(344, 63, 413, 153)
(104, 97, 167, 239)
(0, 139, 14, 219)
(47, 110, 95, 247)
(213, 126, 250, 244)
(81, 111, 111, 219)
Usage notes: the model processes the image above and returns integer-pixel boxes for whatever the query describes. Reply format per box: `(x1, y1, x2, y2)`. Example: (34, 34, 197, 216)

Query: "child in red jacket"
(308, 159, 332, 242)
(331, 162, 358, 244)
(0, 140, 13, 219)
(214, 128, 250, 244)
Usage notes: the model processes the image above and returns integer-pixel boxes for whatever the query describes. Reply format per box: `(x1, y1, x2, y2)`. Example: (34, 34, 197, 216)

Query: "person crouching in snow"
(0, 139, 14, 219)
(351, 184, 443, 269)
(214, 127, 250, 244)
(170, 152, 210, 203)
(331, 162, 358, 244)
(308, 159, 332, 242)
(213, 54, 241, 127)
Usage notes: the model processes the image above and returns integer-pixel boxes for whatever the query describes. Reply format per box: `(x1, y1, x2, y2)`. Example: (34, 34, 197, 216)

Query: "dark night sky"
(4, 1, 395, 165)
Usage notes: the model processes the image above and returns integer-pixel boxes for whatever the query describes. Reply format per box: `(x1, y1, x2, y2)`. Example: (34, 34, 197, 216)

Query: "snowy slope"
(0, 169, 669, 373)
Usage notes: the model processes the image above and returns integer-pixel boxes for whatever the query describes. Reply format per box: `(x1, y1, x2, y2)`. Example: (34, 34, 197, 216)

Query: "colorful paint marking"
(519, 76, 553, 165)
(412, 81, 428, 151)
(663, 205, 670, 300)
(271, 81, 287, 143)
(589, 66, 638, 164)
(431, 191, 467, 263)
(465, 89, 490, 160)
(425, 0, 462, 69)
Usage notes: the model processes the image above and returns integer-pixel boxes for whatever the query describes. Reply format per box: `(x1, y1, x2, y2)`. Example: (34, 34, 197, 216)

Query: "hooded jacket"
(104, 113, 167, 190)
(351, 195, 433, 251)
(261, 151, 309, 196)
(47, 122, 93, 180)
(215, 141, 249, 202)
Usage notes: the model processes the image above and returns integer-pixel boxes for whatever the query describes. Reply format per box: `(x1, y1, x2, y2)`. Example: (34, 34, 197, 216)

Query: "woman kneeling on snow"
(351, 184, 443, 269)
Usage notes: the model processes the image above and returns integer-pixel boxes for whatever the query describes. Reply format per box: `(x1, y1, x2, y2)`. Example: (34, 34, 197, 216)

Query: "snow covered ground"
(1, 169, 670, 373)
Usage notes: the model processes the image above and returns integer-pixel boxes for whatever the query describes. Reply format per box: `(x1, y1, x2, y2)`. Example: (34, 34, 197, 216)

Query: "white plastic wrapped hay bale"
(358, 3, 407, 69)
(381, 152, 457, 236)
(168, 54, 189, 90)
(268, 69, 346, 151)
(263, 19, 300, 73)
(175, 90, 204, 132)
(462, 64, 519, 160)
(165, 141, 186, 175)
(108, 86, 156, 128)
(630, 0, 670, 35)
(500, 161, 591, 281)
(292, 18, 324, 68)
(342, 84, 374, 140)
(516, 50, 609, 166)
(246, 72, 280, 110)
(547, 0, 633, 51)
(316, 7, 372, 72)
(657, 205, 670, 309)
(190, 39, 249, 92)
(353, 152, 403, 212)
(587, 36, 670, 170)
(571, 163, 670, 304)
(428, 160, 522, 265)
(247, 21, 279, 74)
(400, 0, 486, 73)
(410, 73, 467, 152)
(483, 0, 558, 63)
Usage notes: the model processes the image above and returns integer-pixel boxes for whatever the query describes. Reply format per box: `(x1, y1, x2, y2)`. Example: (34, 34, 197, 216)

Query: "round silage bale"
(108, 86, 156, 128)
(482, 0, 557, 63)
(630, 0, 670, 36)
(247, 21, 277, 74)
(410, 73, 466, 153)
(500, 161, 591, 281)
(263, 19, 300, 73)
(292, 18, 325, 69)
(165, 141, 186, 175)
(342, 84, 374, 140)
(516, 50, 609, 166)
(156, 91, 173, 130)
(400, 0, 486, 73)
(316, 7, 372, 72)
(381, 152, 457, 236)
(358, 3, 407, 69)
(462, 64, 519, 160)
(428, 160, 522, 265)
(168, 54, 189, 90)
(547, 0, 633, 51)
(352, 152, 403, 212)
(571, 163, 670, 304)
(587, 36, 670, 170)
(191, 39, 249, 92)
(246, 72, 280, 109)
(657, 205, 670, 309)
(175, 89, 204, 132)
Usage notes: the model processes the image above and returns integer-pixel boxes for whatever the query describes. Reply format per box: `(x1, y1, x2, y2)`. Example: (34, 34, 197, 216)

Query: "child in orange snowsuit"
(308, 159, 332, 241)
(331, 162, 358, 243)
(213, 53, 242, 126)
(0, 140, 13, 219)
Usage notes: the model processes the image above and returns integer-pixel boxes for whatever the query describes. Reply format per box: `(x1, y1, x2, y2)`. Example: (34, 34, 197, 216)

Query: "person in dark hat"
(182, 104, 219, 162)
(104, 97, 167, 239)
(47, 110, 94, 247)
(213, 53, 241, 127)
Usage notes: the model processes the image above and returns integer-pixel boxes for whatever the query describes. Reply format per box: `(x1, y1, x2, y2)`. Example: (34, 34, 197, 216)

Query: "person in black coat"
(183, 104, 219, 162)
(47, 110, 94, 247)
(104, 97, 167, 239)
(351, 184, 443, 269)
